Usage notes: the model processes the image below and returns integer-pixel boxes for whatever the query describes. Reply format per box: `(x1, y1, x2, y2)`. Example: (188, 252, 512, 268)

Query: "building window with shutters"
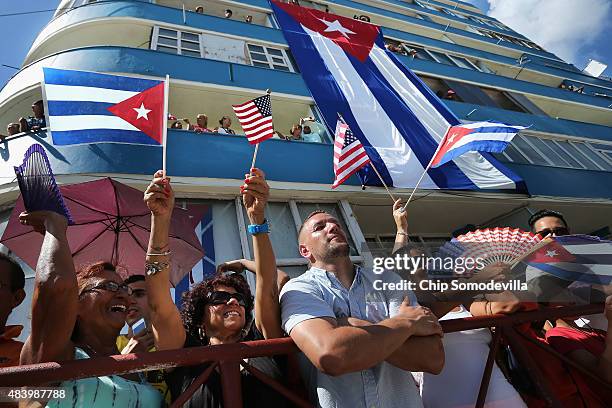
(151, 27, 203, 57)
(246, 44, 295, 72)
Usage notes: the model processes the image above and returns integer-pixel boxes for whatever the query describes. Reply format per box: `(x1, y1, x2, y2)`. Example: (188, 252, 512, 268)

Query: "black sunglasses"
(80, 281, 133, 296)
(536, 227, 569, 237)
(206, 291, 247, 307)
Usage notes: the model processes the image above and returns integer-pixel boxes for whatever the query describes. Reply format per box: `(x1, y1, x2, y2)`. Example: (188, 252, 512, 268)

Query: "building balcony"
(398, 56, 612, 127)
(1, 127, 611, 202)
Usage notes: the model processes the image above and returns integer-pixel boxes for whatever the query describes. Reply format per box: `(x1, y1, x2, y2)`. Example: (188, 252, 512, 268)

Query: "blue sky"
(466, 0, 611, 77)
(0, 0, 610, 90)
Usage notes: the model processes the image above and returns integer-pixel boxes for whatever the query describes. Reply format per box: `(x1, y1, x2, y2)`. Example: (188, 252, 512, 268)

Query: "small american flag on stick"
(232, 94, 274, 144)
(332, 119, 371, 189)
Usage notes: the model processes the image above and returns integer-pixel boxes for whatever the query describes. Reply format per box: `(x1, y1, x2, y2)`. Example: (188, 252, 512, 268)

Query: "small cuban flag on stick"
(402, 120, 526, 210)
(232, 90, 275, 170)
(42, 67, 171, 175)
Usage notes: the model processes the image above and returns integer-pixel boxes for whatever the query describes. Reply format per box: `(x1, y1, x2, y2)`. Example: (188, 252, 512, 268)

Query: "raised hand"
(19, 210, 68, 235)
(120, 329, 155, 354)
(393, 198, 408, 233)
(144, 170, 174, 219)
(397, 297, 443, 337)
(241, 168, 269, 224)
(216, 259, 247, 274)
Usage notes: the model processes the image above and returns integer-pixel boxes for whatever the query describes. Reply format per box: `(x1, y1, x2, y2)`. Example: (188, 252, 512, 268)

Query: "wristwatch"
(145, 261, 169, 276)
(247, 219, 270, 235)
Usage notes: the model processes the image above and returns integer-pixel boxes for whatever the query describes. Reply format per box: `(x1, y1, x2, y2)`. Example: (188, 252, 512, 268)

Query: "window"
(428, 50, 456, 66)
(409, 45, 436, 62)
(151, 27, 203, 57)
(480, 88, 528, 112)
(511, 135, 547, 163)
(415, 0, 439, 12)
(448, 55, 479, 70)
(247, 44, 294, 72)
(497, 134, 612, 172)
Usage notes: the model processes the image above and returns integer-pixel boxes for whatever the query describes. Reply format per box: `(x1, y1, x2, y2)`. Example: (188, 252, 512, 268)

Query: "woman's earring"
(199, 327, 206, 341)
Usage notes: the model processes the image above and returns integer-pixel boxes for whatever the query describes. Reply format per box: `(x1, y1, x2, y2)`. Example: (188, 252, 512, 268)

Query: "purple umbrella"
(1, 178, 205, 285)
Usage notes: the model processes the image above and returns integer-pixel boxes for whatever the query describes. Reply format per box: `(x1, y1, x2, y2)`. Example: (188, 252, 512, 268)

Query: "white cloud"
(486, 0, 611, 64)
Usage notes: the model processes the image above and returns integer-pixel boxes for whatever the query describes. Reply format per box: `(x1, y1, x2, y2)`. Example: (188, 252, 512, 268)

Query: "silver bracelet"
(146, 250, 172, 256)
(396, 232, 409, 236)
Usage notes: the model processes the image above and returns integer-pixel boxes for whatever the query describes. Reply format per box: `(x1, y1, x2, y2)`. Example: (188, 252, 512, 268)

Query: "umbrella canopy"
(1, 178, 205, 286)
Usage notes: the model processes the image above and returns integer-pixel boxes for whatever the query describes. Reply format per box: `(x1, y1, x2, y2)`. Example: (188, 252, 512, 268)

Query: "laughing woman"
(143, 168, 287, 408)
(18, 210, 162, 407)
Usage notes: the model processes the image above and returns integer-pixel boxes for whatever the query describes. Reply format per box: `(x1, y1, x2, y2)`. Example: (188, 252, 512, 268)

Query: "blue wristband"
(247, 219, 270, 235)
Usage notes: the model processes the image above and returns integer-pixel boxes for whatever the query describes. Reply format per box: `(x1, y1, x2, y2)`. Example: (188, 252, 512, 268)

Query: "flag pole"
(368, 161, 396, 202)
(401, 125, 450, 211)
(162, 74, 169, 177)
(250, 143, 259, 171)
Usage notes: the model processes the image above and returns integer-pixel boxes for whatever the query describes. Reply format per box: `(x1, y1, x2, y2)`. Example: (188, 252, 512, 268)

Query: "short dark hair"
(451, 224, 477, 238)
(0, 253, 25, 291)
(219, 115, 230, 125)
(181, 273, 253, 345)
(297, 210, 328, 242)
(124, 274, 145, 285)
(528, 209, 568, 231)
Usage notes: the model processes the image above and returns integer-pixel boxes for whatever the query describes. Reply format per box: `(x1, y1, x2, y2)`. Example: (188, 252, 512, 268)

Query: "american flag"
(332, 119, 371, 189)
(232, 94, 274, 144)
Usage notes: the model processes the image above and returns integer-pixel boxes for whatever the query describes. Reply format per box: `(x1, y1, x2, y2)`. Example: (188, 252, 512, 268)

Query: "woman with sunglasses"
(143, 167, 287, 407)
(18, 210, 163, 407)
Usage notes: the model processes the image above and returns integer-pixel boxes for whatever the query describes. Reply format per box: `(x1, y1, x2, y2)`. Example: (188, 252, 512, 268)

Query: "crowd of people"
(1, 171, 611, 407)
(1, 99, 46, 139)
(170, 113, 327, 143)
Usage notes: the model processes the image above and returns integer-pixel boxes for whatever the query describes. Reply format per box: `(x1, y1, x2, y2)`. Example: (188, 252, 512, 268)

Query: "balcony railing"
(0, 304, 607, 408)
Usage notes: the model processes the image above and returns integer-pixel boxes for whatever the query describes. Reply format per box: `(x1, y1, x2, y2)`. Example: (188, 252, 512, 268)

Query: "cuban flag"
(524, 235, 612, 285)
(43, 67, 166, 145)
(271, 2, 526, 192)
(431, 121, 527, 168)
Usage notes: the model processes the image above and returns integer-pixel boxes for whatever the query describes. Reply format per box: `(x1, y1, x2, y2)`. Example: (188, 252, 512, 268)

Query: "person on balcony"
(214, 116, 236, 135)
(185, 114, 212, 133)
(143, 168, 288, 407)
(19, 100, 46, 133)
(195, 6, 204, 14)
(224, 9, 232, 19)
(0, 253, 26, 368)
(288, 124, 302, 141)
(1, 122, 20, 139)
(18, 211, 163, 407)
(279, 206, 444, 408)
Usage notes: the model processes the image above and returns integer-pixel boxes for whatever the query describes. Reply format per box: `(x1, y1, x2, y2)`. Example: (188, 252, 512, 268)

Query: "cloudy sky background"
(0, 0, 610, 89)
(467, 0, 611, 77)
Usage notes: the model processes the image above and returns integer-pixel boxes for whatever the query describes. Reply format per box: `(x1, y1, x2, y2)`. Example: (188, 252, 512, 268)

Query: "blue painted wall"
(2, 130, 611, 199)
(16, 46, 610, 143)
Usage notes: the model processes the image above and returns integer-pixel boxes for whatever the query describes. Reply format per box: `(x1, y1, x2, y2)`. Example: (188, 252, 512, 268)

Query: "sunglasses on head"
(80, 281, 133, 296)
(535, 227, 569, 237)
(206, 291, 247, 307)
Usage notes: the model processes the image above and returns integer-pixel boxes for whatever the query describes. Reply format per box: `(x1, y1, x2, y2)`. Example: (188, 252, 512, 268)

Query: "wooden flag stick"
(402, 125, 450, 211)
(369, 161, 396, 202)
(250, 143, 260, 171)
(162, 74, 170, 177)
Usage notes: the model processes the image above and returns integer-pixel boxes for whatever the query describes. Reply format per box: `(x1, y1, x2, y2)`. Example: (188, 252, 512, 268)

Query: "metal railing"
(0, 304, 607, 408)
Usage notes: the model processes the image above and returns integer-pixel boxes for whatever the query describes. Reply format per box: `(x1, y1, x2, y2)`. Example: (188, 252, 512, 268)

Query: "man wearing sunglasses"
(528, 209, 570, 238)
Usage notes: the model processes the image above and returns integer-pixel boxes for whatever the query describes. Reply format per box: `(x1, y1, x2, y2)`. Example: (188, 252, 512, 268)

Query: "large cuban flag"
(43, 67, 165, 145)
(271, 1, 526, 191)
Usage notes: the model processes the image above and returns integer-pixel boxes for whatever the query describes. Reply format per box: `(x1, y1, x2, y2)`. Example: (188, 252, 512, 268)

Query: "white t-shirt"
(414, 306, 526, 408)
